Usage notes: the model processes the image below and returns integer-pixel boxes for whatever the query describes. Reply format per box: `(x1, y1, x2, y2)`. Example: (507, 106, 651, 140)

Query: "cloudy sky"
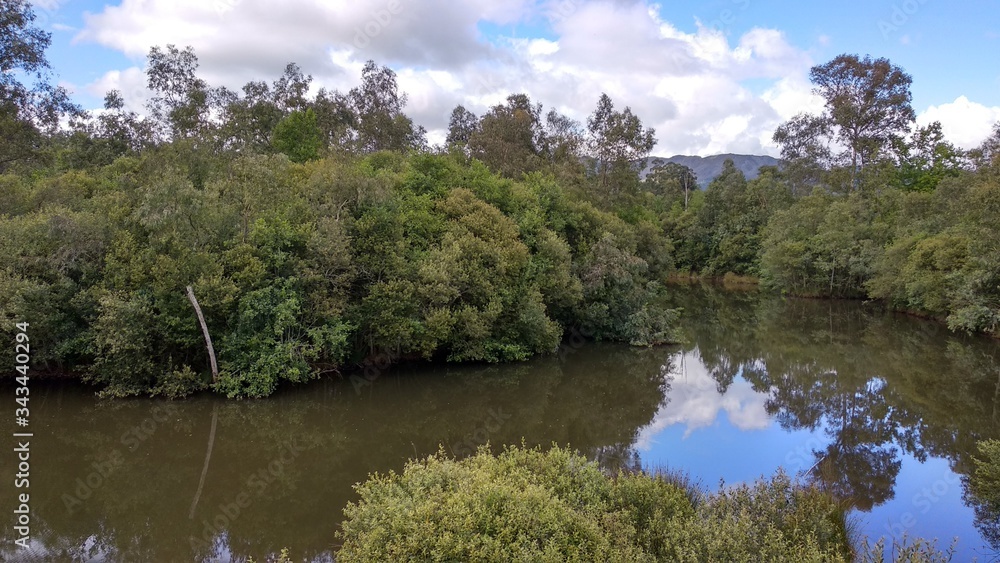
(31, 0, 1000, 156)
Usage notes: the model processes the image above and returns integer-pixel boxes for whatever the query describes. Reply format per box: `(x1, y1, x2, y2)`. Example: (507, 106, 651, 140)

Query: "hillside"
(640, 154, 781, 187)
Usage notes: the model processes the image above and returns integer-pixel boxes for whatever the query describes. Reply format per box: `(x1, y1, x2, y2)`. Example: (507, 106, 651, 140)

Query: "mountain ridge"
(639, 153, 781, 187)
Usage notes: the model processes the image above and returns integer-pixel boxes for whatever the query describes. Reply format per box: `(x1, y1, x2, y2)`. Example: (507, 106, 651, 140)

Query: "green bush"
(336, 444, 857, 562)
(0, 151, 681, 397)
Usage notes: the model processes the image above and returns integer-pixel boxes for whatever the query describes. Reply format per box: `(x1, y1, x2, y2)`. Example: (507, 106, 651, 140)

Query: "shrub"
(337, 444, 859, 562)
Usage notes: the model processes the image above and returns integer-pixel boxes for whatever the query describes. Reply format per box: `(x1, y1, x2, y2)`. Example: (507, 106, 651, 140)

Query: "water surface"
(2, 286, 998, 561)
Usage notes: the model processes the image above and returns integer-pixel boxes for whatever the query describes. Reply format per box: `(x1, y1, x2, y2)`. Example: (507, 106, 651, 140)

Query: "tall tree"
(0, 0, 82, 171)
(445, 105, 478, 149)
(348, 60, 424, 153)
(468, 93, 546, 178)
(271, 63, 311, 113)
(772, 113, 834, 195)
(217, 80, 282, 153)
(586, 93, 656, 194)
(542, 109, 585, 164)
(645, 161, 698, 209)
(806, 54, 916, 190)
(895, 121, 965, 192)
(145, 44, 215, 142)
(312, 87, 356, 151)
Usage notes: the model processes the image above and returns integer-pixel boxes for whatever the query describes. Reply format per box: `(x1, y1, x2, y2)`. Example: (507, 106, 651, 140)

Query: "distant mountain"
(639, 154, 781, 187)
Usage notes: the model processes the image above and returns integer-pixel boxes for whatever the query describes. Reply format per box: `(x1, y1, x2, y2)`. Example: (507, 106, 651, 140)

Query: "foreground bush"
(967, 439, 1000, 550)
(336, 445, 853, 562)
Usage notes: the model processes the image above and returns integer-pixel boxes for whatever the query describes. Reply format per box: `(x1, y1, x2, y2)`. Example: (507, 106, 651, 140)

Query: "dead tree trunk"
(186, 285, 218, 383)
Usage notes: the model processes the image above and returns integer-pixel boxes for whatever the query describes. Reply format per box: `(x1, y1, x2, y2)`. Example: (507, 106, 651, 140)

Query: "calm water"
(2, 286, 998, 562)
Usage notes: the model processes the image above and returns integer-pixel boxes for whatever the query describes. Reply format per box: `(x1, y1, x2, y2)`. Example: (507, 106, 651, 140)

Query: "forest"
(1, 0, 998, 399)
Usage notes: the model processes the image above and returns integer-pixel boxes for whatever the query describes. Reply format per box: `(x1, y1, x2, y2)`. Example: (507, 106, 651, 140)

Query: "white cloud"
(635, 350, 772, 449)
(70, 0, 822, 155)
(72, 0, 991, 156)
(917, 96, 1000, 150)
(84, 67, 150, 113)
(761, 75, 824, 121)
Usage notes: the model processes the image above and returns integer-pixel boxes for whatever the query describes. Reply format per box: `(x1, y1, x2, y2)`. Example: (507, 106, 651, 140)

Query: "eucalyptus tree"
(145, 44, 217, 143)
(468, 93, 547, 178)
(0, 0, 82, 171)
(585, 93, 656, 195)
(774, 54, 915, 192)
(445, 105, 478, 150)
(645, 161, 698, 209)
(348, 60, 425, 153)
(311, 87, 356, 151)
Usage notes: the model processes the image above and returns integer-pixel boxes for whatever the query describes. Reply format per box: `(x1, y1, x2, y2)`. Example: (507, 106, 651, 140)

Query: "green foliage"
(271, 108, 322, 163)
(756, 53, 998, 335)
(0, 0, 83, 172)
(760, 192, 885, 297)
(336, 444, 855, 562)
(577, 233, 678, 346)
(862, 173, 1000, 333)
(967, 440, 1000, 548)
(857, 536, 958, 563)
(15, 44, 1000, 403)
(684, 470, 849, 561)
(1, 146, 680, 397)
(469, 93, 547, 179)
(586, 93, 656, 195)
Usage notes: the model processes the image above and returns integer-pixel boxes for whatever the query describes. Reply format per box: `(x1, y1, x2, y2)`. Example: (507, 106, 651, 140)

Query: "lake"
(2, 285, 998, 561)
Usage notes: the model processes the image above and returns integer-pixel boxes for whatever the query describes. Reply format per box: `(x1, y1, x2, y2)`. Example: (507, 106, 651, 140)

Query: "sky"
(28, 0, 1000, 157)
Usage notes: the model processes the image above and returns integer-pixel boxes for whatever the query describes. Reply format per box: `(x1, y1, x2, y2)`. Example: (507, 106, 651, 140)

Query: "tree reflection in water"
(665, 284, 1000, 550)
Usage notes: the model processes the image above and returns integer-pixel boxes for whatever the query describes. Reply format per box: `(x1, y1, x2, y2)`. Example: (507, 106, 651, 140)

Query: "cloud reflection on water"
(636, 348, 771, 448)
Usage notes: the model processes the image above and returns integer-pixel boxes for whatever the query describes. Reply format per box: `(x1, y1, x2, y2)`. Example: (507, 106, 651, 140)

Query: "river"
(2, 285, 998, 561)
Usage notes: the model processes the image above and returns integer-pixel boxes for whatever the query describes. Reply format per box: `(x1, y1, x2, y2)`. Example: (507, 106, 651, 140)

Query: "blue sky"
(29, 0, 1000, 156)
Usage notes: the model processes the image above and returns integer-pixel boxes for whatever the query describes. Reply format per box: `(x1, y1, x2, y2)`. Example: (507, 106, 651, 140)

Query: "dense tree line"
(648, 55, 999, 336)
(0, 4, 678, 398)
(1, 2, 997, 399)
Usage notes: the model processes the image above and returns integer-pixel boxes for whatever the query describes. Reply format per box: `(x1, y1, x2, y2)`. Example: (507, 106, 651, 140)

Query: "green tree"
(810, 54, 915, 189)
(217, 80, 282, 153)
(469, 93, 546, 179)
(895, 121, 965, 192)
(644, 161, 698, 209)
(445, 104, 478, 149)
(349, 60, 425, 153)
(272, 108, 322, 163)
(311, 87, 356, 151)
(0, 0, 82, 171)
(586, 93, 656, 195)
(145, 44, 216, 143)
(774, 54, 916, 192)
